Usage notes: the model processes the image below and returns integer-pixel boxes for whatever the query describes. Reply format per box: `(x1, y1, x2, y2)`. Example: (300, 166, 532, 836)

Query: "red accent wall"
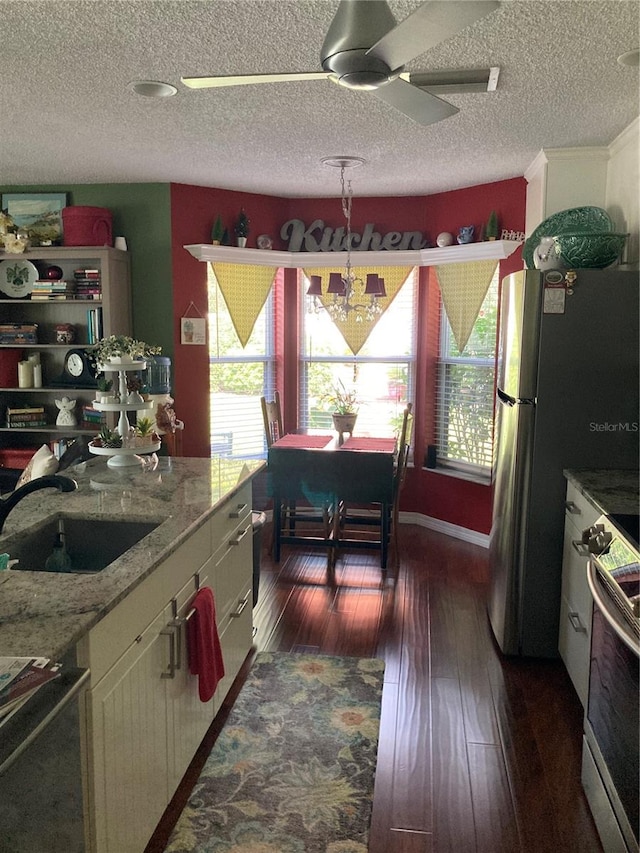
(169, 177, 526, 533)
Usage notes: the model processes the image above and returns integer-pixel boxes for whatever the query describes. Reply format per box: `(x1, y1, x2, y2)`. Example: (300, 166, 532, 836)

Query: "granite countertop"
(0, 456, 265, 662)
(564, 468, 639, 515)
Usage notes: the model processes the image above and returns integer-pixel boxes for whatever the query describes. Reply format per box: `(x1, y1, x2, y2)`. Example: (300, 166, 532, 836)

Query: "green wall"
(0, 184, 173, 358)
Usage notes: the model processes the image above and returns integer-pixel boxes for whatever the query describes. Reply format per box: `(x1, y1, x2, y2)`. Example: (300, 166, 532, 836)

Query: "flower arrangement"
(325, 380, 359, 414)
(92, 335, 161, 365)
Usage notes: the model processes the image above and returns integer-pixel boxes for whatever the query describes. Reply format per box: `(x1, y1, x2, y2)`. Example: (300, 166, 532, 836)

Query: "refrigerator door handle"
(497, 387, 536, 407)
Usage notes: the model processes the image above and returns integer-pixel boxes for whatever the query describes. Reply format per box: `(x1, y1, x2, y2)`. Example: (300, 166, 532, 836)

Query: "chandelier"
(307, 156, 386, 324)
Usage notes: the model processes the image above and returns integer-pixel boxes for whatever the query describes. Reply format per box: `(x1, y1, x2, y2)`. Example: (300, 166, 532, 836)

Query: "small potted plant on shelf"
(96, 375, 114, 403)
(234, 209, 250, 247)
(485, 210, 499, 241)
(91, 425, 123, 449)
(326, 380, 359, 436)
(92, 335, 162, 367)
(135, 416, 157, 446)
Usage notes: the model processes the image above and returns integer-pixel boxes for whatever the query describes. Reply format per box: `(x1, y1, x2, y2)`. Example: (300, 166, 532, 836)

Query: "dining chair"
(336, 403, 413, 570)
(261, 392, 332, 554)
(260, 390, 283, 448)
(390, 403, 414, 564)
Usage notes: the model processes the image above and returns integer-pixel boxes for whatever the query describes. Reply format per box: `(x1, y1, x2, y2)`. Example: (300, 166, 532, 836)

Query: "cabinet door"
(166, 565, 216, 792)
(213, 527, 253, 705)
(85, 606, 171, 853)
(558, 484, 599, 706)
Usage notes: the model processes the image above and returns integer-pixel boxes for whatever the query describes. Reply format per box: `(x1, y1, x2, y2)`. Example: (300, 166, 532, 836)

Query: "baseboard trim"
(399, 511, 490, 548)
(261, 509, 490, 549)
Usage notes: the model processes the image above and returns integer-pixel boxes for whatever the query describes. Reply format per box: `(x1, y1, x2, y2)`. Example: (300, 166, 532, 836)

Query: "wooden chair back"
(260, 390, 283, 448)
(396, 403, 414, 488)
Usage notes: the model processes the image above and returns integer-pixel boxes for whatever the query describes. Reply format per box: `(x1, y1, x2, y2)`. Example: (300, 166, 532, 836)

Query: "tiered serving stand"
(89, 359, 161, 468)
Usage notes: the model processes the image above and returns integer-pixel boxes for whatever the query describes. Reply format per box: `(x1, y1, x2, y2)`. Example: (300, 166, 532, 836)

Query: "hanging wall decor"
(181, 301, 206, 345)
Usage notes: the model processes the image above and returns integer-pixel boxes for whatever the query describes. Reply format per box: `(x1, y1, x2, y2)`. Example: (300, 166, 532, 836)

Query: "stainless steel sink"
(4, 515, 161, 573)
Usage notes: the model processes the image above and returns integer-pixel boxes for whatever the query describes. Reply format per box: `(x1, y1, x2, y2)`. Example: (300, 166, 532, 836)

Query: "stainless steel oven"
(581, 513, 639, 853)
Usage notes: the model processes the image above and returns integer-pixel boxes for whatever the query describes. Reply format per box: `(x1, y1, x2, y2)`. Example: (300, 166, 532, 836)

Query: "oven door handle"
(587, 560, 639, 656)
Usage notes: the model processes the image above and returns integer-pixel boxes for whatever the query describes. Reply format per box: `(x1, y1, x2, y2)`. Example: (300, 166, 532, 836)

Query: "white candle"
(18, 361, 33, 388)
(32, 363, 42, 388)
(27, 352, 41, 365)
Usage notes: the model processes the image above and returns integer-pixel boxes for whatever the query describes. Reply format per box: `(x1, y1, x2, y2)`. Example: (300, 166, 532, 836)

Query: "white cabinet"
(558, 480, 599, 707)
(78, 483, 253, 853)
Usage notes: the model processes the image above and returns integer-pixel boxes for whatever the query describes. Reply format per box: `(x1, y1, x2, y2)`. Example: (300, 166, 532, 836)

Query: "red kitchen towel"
(272, 434, 333, 448)
(187, 587, 225, 702)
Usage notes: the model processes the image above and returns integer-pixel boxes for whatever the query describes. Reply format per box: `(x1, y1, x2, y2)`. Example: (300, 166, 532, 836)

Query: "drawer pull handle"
(230, 593, 250, 618)
(571, 539, 590, 557)
(229, 502, 248, 519)
(229, 525, 251, 546)
(160, 626, 178, 678)
(565, 500, 581, 515)
(568, 611, 587, 634)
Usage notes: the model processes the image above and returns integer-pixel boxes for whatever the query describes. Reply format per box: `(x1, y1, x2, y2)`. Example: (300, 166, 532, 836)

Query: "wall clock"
(59, 348, 98, 387)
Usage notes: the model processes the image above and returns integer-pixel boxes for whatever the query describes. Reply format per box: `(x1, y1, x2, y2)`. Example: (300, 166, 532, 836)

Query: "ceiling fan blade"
(367, 1, 500, 71)
(181, 72, 330, 89)
(372, 78, 458, 126)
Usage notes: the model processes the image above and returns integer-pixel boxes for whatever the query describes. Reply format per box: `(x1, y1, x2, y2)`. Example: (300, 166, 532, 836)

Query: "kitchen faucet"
(0, 476, 78, 535)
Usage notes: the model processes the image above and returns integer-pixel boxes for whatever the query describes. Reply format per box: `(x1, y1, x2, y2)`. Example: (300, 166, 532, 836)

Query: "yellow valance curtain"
(302, 265, 413, 356)
(211, 262, 276, 347)
(435, 260, 498, 352)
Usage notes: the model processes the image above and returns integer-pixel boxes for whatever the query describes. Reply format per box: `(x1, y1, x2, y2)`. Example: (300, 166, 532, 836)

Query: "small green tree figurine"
(210, 214, 224, 245)
(234, 209, 250, 246)
(486, 210, 499, 241)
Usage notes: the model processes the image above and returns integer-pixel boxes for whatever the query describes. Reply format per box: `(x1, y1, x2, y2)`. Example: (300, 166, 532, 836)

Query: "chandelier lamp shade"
(306, 156, 388, 323)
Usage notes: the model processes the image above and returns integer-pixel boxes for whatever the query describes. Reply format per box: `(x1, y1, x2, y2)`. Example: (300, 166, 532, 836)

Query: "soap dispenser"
(44, 530, 72, 572)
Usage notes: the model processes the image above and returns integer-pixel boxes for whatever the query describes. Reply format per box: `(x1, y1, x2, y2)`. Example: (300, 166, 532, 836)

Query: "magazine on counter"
(0, 657, 61, 722)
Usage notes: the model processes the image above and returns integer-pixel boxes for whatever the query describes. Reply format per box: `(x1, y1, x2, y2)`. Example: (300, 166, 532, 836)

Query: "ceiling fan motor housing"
(321, 0, 402, 90)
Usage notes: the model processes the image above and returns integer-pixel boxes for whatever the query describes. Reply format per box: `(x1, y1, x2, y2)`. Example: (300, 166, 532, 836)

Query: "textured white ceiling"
(0, 0, 638, 198)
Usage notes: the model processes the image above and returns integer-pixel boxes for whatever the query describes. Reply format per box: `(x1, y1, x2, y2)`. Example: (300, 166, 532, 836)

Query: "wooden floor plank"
(467, 742, 520, 853)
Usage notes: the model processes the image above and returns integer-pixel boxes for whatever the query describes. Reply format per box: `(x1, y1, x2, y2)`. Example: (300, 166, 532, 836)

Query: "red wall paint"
(170, 177, 526, 533)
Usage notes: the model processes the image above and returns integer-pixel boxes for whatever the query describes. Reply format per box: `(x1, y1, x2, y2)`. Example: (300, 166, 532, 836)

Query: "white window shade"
(435, 268, 499, 472)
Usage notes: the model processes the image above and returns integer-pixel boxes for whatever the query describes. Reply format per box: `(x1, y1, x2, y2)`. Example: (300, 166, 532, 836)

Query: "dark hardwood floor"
(147, 524, 603, 853)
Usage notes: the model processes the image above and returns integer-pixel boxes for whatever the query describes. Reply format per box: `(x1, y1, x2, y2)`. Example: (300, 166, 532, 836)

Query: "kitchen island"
(0, 455, 265, 853)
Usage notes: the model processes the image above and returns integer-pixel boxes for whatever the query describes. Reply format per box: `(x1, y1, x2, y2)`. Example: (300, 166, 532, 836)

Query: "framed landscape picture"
(2, 192, 67, 246)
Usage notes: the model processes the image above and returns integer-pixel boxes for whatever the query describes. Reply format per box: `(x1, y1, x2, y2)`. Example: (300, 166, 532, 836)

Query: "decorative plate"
(0, 259, 39, 298)
(257, 234, 273, 250)
(522, 206, 615, 269)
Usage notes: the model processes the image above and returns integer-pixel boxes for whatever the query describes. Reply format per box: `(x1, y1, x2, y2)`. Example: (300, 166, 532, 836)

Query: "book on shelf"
(7, 420, 48, 428)
(74, 269, 100, 280)
(6, 406, 45, 415)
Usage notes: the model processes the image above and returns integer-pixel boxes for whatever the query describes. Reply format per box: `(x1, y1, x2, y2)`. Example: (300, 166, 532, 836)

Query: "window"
(207, 267, 276, 458)
(300, 269, 417, 438)
(435, 268, 499, 474)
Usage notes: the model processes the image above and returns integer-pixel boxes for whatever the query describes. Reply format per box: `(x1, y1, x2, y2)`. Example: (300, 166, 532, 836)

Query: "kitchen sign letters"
(281, 219, 429, 252)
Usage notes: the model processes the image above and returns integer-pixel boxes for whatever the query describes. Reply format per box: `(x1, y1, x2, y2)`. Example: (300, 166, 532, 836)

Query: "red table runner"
(339, 436, 397, 452)
(272, 434, 334, 448)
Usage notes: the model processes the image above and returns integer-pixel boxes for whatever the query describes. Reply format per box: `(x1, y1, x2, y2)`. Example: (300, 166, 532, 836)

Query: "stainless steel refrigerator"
(488, 268, 639, 657)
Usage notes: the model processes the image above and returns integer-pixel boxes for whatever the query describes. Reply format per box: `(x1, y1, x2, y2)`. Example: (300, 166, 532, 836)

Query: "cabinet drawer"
(558, 594, 590, 707)
(561, 522, 594, 623)
(213, 516, 252, 623)
(215, 583, 252, 709)
(564, 481, 600, 529)
(210, 483, 251, 549)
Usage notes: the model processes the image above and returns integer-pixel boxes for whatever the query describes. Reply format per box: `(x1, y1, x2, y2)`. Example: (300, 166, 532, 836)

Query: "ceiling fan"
(181, 0, 501, 126)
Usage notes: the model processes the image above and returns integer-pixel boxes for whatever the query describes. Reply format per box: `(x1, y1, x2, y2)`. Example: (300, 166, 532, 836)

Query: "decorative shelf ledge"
(184, 240, 523, 268)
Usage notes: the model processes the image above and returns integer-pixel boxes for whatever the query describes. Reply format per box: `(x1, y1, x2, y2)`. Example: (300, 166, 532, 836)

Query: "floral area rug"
(164, 652, 385, 853)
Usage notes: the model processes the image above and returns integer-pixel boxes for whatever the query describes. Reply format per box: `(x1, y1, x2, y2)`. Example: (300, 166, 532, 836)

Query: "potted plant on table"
(326, 380, 359, 436)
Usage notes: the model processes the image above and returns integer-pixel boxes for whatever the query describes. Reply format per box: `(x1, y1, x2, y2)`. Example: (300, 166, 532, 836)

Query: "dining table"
(267, 432, 397, 572)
